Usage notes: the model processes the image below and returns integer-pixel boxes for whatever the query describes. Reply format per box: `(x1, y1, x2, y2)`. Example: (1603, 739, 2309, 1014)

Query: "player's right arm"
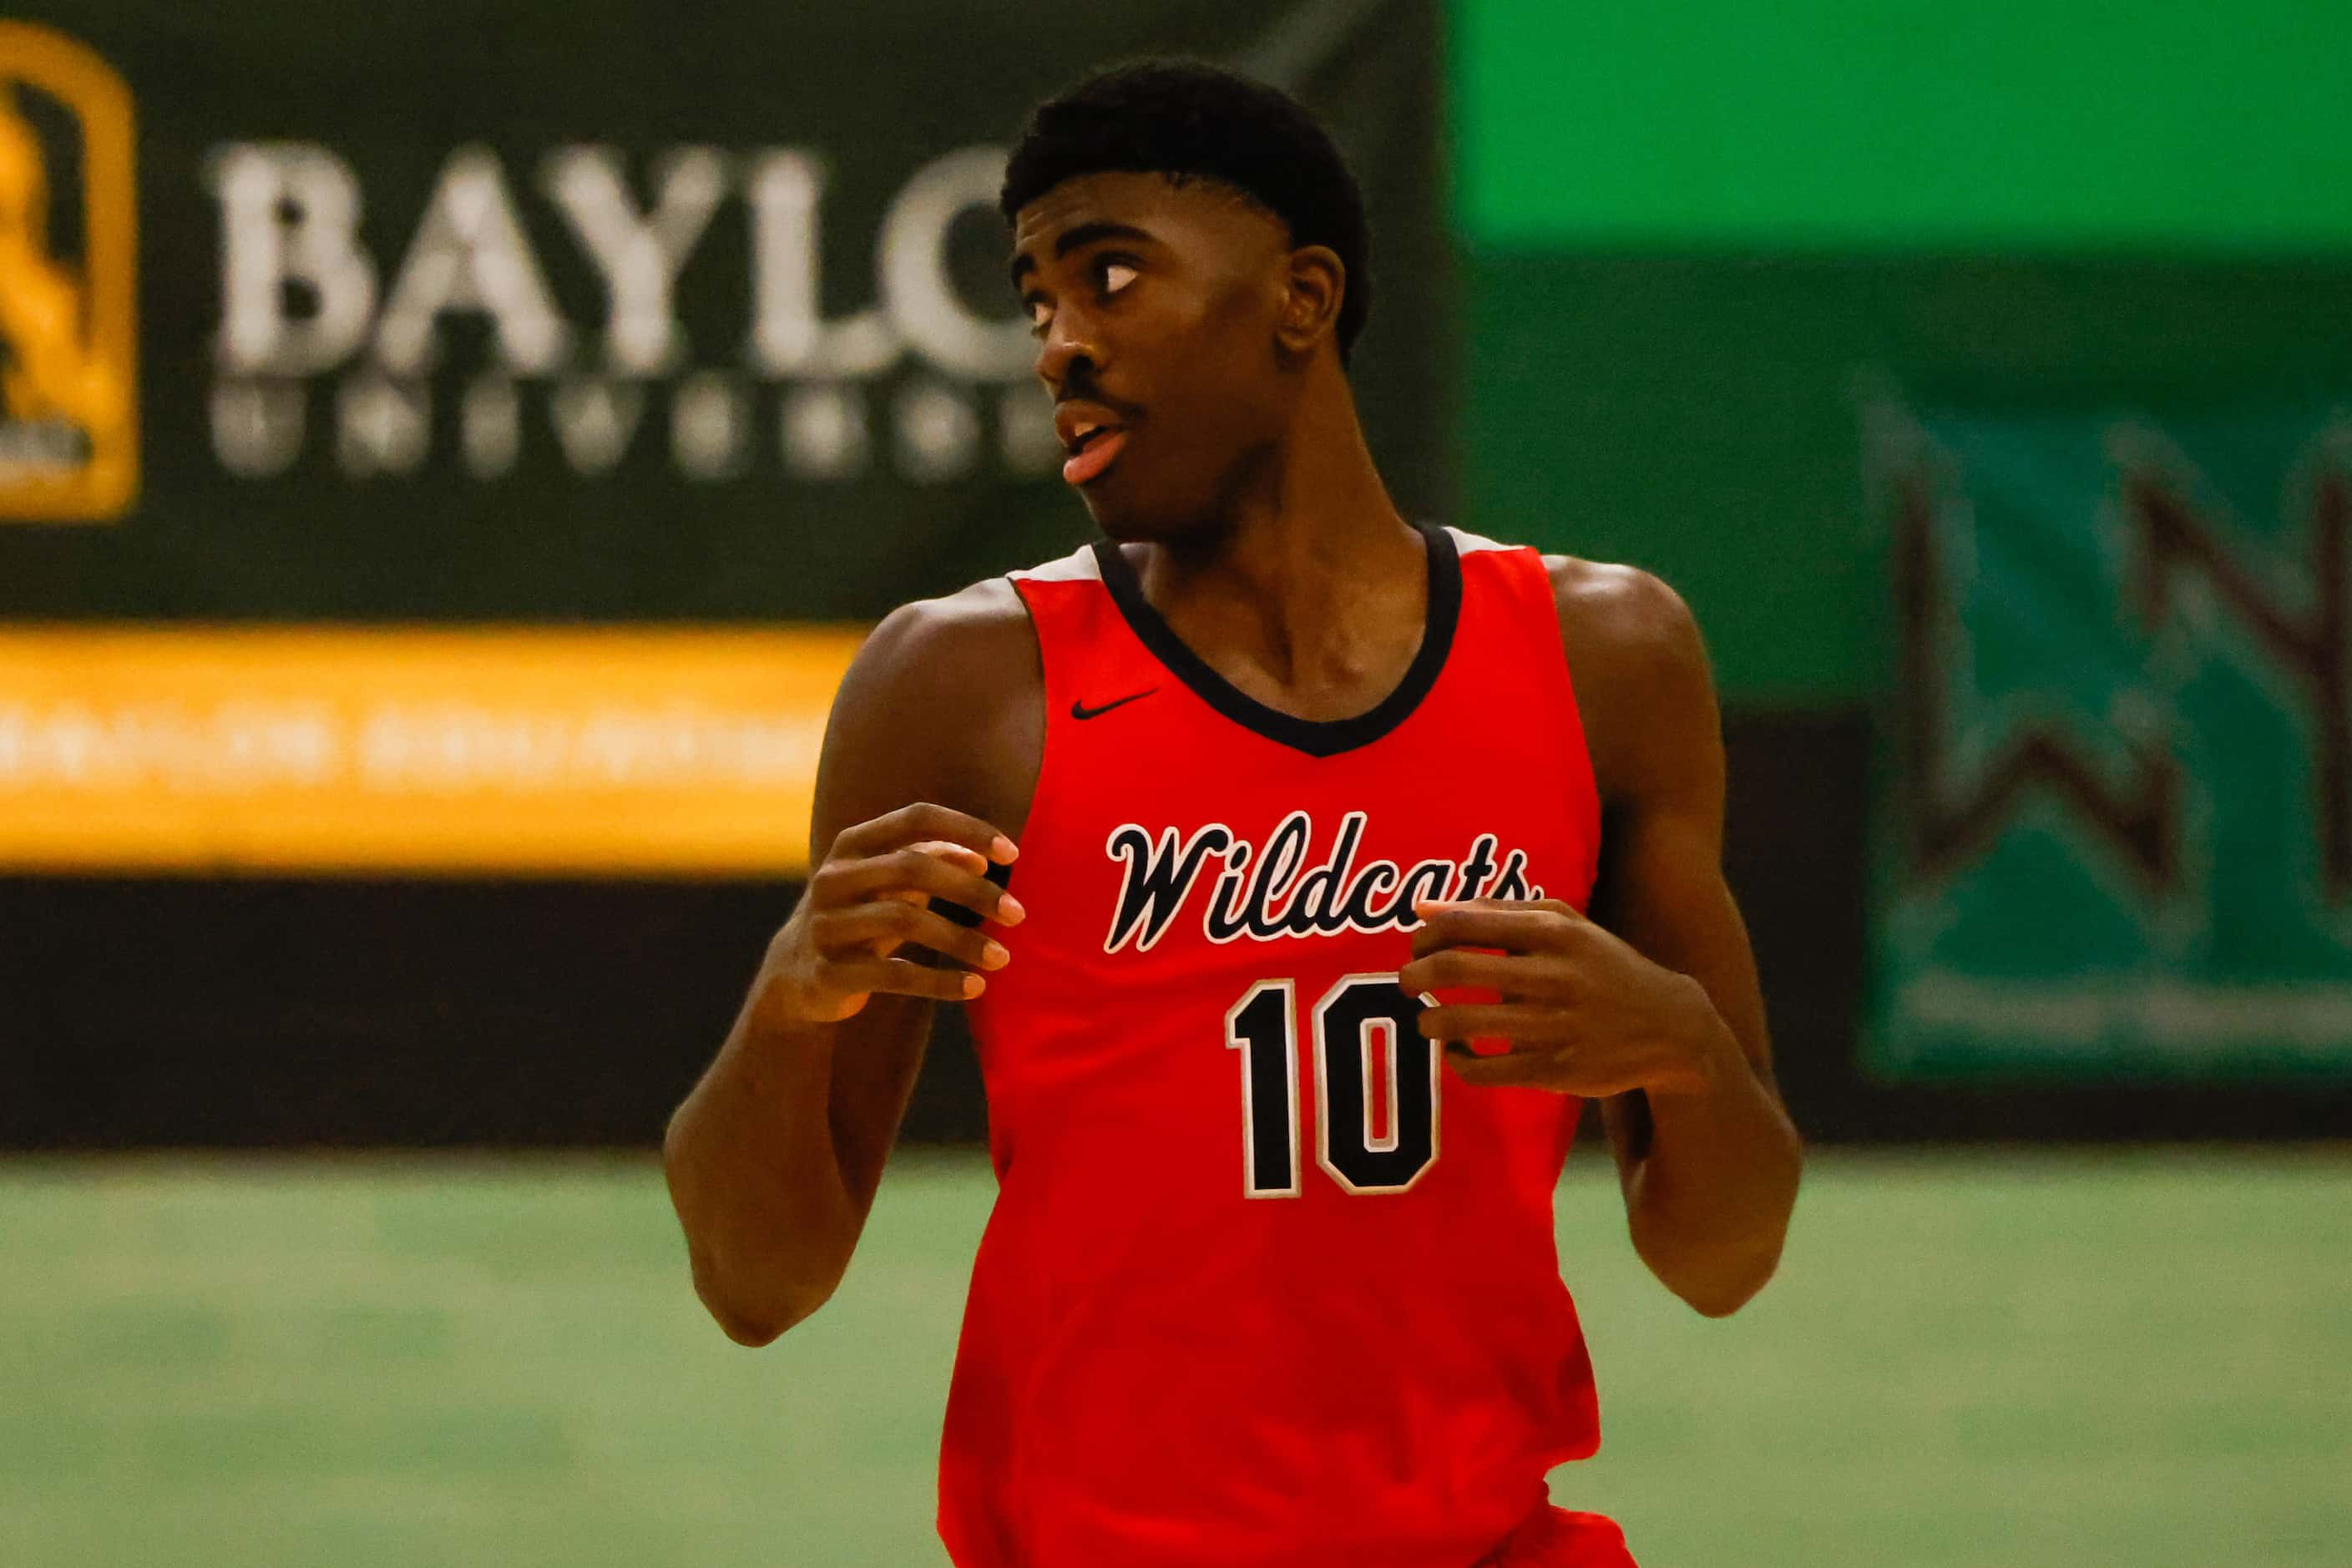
(661, 588, 1037, 1347)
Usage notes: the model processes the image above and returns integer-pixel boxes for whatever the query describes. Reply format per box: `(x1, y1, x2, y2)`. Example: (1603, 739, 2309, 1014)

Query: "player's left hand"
(1399, 898, 1730, 1099)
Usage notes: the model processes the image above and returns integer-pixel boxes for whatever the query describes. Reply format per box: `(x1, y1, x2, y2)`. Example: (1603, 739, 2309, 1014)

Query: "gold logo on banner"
(0, 22, 135, 522)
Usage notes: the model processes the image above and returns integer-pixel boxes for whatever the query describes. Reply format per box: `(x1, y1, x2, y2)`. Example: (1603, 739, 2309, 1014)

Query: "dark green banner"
(1867, 397, 2352, 1080)
(0, 1, 1446, 620)
(1455, 0, 2352, 252)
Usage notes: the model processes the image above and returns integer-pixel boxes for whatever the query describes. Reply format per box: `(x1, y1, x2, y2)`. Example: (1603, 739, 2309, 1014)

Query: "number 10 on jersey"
(1225, 974, 1439, 1197)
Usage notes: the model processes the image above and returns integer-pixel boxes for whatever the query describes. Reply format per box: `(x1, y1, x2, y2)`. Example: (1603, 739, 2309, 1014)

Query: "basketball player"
(664, 61, 1802, 1568)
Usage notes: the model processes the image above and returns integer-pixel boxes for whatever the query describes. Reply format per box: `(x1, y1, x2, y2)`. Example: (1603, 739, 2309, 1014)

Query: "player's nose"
(1034, 308, 1104, 389)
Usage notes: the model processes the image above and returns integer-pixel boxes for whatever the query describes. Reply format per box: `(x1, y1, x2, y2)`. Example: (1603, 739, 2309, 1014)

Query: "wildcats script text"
(1104, 810, 1545, 954)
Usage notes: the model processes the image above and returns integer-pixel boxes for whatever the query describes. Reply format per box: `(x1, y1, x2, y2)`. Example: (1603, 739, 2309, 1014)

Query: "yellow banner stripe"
(0, 626, 865, 874)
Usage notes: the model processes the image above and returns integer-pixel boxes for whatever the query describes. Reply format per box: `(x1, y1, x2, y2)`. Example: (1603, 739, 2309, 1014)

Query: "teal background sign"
(1869, 399, 2352, 1079)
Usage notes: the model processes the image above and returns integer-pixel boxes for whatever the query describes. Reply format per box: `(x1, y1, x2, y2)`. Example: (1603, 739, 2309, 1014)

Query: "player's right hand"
(756, 803, 1024, 1026)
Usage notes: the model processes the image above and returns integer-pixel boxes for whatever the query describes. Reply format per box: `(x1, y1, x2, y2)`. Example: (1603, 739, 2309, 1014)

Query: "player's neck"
(1137, 375, 1425, 693)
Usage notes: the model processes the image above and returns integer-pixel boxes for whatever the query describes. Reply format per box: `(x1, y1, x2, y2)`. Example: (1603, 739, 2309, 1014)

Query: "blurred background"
(3, 2, 2348, 1564)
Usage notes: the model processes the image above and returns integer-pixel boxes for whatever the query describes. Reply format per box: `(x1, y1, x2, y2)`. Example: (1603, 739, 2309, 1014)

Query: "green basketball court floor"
(3, 1150, 2344, 1566)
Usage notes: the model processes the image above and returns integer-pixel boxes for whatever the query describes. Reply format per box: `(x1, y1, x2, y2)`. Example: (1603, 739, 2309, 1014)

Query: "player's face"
(1009, 172, 1300, 543)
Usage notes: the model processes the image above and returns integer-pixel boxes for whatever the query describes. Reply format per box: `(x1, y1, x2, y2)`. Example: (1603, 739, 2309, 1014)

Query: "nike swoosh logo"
(1071, 688, 1158, 721)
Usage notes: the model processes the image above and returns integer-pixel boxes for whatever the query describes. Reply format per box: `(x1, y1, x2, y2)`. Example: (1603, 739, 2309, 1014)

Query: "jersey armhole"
(1000, 571, 1084, 894)
(1522, 550, 1606, 905)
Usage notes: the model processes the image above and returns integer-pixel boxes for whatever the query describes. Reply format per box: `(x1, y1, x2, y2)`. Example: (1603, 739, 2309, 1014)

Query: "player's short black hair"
(999, 58, 1372, 363)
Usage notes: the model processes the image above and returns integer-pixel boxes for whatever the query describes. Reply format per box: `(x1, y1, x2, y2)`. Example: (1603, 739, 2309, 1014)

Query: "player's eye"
(1021, 256, 1136, 339)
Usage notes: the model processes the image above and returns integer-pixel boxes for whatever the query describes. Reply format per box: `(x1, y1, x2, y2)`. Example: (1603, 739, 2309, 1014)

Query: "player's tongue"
(1062, 427, 1128, 487)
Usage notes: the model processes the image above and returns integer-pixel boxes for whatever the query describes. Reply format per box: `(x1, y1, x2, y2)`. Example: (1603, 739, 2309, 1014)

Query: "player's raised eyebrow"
(1009, 220, 1160, 290)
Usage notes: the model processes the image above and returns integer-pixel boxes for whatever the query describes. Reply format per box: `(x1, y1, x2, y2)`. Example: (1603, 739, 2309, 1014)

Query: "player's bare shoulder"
(1541, 554, 1704, 680)
(824, 574, 1045, 839)
(855, 575, 1039, 698)
(1540, 554, 1719, 802)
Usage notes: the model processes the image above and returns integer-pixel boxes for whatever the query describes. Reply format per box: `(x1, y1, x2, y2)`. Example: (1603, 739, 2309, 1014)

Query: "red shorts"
(1476, 1505, 1638, 1568)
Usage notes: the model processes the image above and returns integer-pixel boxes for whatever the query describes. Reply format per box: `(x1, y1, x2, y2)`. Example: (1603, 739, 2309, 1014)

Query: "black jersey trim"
(1089, 524, 1463, 759)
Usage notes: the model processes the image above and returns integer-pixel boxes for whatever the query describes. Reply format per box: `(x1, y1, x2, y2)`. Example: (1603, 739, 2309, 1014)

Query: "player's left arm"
(1400, 560, 1802, 1317)
(1576, 564, 1802, 1317)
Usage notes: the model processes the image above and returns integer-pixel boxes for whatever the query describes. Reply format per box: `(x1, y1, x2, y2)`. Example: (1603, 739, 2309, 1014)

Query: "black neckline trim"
(1090, 524, 1463, 759)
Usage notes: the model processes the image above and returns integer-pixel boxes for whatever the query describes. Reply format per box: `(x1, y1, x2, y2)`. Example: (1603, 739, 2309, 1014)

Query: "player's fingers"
(832, 802, 1019, 867)
(1396, 948, 1556, 999)
(1442, 1042, 1555, 1087)
(1414, 1003, 1567, 1043)
(816, 847, 1024, 924)
(1414, 897, 1549, 919)
(905, 838, 989, 876)
(825, 954, 987, 1004)
(874, 840, 990, 912)
(1409, 903, 1572, 957)
(813, 901, 1010, 972)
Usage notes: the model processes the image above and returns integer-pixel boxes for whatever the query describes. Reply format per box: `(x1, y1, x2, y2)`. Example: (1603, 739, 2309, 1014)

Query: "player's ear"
(1274, 245, 1345, 360)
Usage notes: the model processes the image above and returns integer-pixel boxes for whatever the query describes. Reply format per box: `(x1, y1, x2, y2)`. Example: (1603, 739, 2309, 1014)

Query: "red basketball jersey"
(940, 525, 1607, 1567)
